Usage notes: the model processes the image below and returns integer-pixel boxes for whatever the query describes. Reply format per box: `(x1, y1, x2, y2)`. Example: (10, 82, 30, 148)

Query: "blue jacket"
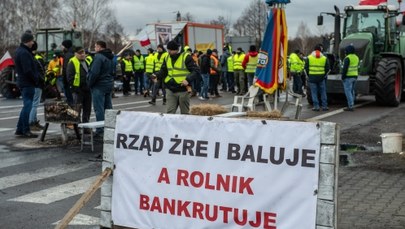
(87, 49, 114, 90)
(14, 44, 39, 88)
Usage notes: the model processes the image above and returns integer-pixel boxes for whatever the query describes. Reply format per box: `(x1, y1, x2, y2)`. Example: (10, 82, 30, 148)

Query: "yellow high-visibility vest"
(307, 55, 327, 75)
(154, 52, 168, 72)
(245, 55, 258, 73)
(145, 54, 155, 73)
(233, 53, 245, 70)
(69, 57, 81, 87)
(122, 59, 133, 72)
(288, 53, 304, 73)
(227, 55, 234, 72)
(133, 55, 145, 71)
(164, 52, 190, 84)
(346, 54, 359, 77)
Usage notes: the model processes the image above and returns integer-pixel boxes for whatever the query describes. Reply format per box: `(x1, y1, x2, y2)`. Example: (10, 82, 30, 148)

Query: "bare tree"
(210, 16, 231, 35)
(102, 18, 127, 54)
(62, 0, 114, 50)
(181, 12, 194, 22)
(232, 0, 268, 47)
(295, 21, 312, 54)
(0, 0, 61, 54)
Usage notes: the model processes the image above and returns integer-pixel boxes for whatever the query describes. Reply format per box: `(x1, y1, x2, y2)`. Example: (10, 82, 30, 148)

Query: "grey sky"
(113, 0, 400, 39)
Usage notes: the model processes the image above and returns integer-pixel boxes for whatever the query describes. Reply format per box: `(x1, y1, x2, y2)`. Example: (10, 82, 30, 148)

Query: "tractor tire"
(0, 67, 20, 99)
(374, 58, 403, 107)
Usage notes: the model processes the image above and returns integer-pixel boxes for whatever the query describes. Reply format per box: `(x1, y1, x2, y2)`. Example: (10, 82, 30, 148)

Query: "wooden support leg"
(61, 123, 67, 145)
(40, 123, 49, 142)
(73, 124, 80, 140)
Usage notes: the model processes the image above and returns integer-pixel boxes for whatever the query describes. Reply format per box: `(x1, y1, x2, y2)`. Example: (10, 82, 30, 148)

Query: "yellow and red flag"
(255, 7, 288, 94)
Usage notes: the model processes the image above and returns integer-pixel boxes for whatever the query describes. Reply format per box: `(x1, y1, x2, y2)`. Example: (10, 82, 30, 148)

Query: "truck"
(316, 3, 405, 106)
(0, 28, 83, 99)
(225, 36, 256, 53)
(132, 22, 224, 55)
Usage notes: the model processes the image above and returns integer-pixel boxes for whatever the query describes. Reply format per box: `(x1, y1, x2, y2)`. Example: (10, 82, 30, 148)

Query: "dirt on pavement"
(340, 105, 405, 173)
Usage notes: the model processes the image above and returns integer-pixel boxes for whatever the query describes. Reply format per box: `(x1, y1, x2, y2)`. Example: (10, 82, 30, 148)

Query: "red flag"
(0, 51, 14, 72)
(359, 0, 387, 5)
(139, 33, 151, 47)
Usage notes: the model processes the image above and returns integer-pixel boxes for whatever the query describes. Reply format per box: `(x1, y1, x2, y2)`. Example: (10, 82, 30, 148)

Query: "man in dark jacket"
(87, 40, 114, 135)
(154, 40, 200, 114)
(198, 49, 211, 100)
(61, 40, 74, 106)
(14, 32, 39, 138)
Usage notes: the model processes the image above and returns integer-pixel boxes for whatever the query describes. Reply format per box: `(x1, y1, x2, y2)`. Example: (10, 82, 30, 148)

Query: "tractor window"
(36, 32, 64, 53)
(345, 11, 385, 39)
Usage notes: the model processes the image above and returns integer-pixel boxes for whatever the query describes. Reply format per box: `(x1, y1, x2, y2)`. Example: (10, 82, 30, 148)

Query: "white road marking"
(0, 164, 91, 190)
(9, 176, 97, 204)
(52, 214, 99, 226)
(306, 101, 374, 121)
(0, 150, 66, 169)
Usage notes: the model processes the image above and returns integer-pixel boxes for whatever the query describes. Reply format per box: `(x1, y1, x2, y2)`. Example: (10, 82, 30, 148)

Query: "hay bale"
(246, 110, 285, 120)
(190, 103, 228, 116)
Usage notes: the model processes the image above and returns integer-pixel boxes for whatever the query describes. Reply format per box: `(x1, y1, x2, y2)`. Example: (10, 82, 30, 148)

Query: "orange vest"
(210, 55, 219, 75)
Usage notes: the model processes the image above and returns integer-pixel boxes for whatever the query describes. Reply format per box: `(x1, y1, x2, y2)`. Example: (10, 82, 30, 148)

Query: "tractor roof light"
(344, 5, 354, 11)
(377, 5, 387, 10)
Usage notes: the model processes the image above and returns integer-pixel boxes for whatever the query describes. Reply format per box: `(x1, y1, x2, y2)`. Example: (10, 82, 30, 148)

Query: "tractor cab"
(35, 28, 83, 62)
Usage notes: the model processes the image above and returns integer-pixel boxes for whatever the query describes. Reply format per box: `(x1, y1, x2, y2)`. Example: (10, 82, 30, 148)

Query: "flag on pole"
(139, 33, 151, 47)
(359, 0, 387, 5)
(0, 51, 14, 72)
(255, 7, 288, 94)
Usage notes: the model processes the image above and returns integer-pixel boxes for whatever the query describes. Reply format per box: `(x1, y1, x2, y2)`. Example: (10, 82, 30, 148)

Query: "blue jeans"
(17, 87, 35, 134)
(29, 88, 42, 124)
(91, 88, 113, 133)
(343, 77, 357, 108)
(309, 80, 327, 109)
(200, 73, 210, 98)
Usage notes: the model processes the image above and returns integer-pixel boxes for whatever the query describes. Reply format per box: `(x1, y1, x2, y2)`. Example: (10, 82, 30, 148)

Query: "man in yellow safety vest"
(66, 47, 92, 123)
(153, 40, 200, 114)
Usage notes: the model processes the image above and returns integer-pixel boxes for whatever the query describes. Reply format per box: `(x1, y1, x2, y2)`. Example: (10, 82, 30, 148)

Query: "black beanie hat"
(166, 40, 179, 50)
(62, 40, 73, 49)
(21, 33, 34, 43)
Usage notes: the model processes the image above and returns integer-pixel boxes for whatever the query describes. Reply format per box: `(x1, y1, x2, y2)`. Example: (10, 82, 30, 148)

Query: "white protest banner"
(112, 111, 320, 229)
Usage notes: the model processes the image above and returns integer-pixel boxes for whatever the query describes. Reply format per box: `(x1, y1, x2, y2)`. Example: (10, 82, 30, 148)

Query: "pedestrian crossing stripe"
(0, 163, 91, 190)
(9, 176, 97, 204)
(0, 150, 66, 169)
(52, 213, 99, 226)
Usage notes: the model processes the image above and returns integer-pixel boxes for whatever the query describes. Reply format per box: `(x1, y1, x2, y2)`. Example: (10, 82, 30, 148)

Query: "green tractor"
(0, 28, 82, 99)
(317, 3, 405, 106)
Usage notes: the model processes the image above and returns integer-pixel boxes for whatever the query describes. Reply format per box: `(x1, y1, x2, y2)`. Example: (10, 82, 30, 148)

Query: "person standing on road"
(14, 32, 39, 138)
(29, 41, 46, 131)
(149, 44, 168, 105)
(220, 47, 231, 92)
(143, 48, 155, 97)
(233, 47, 246, 95)
(305, 44, 330, 111)
(198, 49, 211, 100)
(87, 40, 114, 136)
(154, 40, 200, 114)
(242, 45, 259, 89)
(209, 49, 221, 97)
(133, 49, 145, 95)
(67, 47, 92, 124)
(341, 44, 359, 112)
(61, 40, 75, 106)
(288, 49, 305, 96)
(120, 52, 134, 96)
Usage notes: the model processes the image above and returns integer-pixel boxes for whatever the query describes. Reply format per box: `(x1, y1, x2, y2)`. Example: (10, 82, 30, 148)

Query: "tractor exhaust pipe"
(333, 5, 341, 56)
